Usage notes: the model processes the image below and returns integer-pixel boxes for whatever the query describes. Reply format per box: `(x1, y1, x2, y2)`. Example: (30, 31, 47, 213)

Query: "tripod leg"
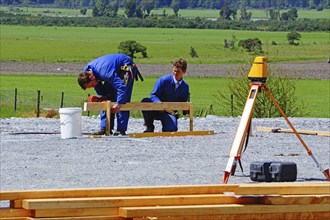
(262, 84, 330, 181)
(223, 84, 261, 183)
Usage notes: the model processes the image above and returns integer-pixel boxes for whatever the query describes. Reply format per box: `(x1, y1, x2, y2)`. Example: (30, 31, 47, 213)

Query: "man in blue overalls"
(78, 53, 142, 136)
(141, 58, 190, 132)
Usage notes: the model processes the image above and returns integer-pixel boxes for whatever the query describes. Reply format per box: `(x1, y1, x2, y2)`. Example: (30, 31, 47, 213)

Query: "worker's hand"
(111, 103, 121, 113)
(87, 96, 107, 102)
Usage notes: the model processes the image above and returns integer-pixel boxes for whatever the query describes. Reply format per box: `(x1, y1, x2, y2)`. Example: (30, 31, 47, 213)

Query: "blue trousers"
(95, 79, 134, 132)
(141, 98, 178, 132)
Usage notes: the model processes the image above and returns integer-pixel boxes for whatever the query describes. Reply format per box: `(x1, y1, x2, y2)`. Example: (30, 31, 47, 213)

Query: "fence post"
(230, 94, 234, 117)
(61, 92, 64, 108)
(87, 94, 90, 116)
(14, 88, 17, 111)
(36, 90, 41, 118)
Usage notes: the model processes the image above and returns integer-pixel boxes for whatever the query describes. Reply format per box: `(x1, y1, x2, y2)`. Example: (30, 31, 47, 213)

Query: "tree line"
(1, 11, 328, 32)
(1, 0, 329, 10)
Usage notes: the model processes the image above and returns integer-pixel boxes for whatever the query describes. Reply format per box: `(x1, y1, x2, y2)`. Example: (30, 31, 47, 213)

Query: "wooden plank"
(234, 182, 330, 195)
(132, 212, 330, 220)
(31, 207, 117, 218)
(260, 194, 330, 205)
(84, 101, 194, 133)
(0, 208, 31, 217)
(0, 184, 238, 201)
(129, 130, 214, 138)
(0, 217, 30, 219)
(83, 102, 107, 111)
(10, 199, 24, 208)
(84, 102, 191, 111)
(22, 194, 257, 210)
(257, 127, 330, 136)
(28, 217, 127, 220)
(119, 204, 330, 218)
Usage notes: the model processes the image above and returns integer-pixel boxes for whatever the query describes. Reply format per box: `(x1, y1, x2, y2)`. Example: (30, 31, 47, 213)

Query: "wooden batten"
(129, 130, 214, 138)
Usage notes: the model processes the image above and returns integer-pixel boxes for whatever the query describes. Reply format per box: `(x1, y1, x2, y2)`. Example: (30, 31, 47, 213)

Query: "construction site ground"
(1, 61, 330, 189)
(1, 61, 329, 219)
(1, 116, 329, 192)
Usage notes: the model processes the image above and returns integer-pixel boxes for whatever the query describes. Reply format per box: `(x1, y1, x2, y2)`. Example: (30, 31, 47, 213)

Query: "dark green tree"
(92, 0, 106, 17)
(106, 1, 119, 18)
(287, 31, 301, 45)
(171, 0, 180, 16)
(269, 9, 280, 20)
(280, 8, 298, 21)
(118, 40, 148, 59)
(238, 38, 263, 53)
(142, 0, 155, 17)
(80, 8, 87, 15)
(189, 47, 198, 58)
(219, 0, 237, 20)
(124, 0, 137, 18)
(239, 0, 252, 20)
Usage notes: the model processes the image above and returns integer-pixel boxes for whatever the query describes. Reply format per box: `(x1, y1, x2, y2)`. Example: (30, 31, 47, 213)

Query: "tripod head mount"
(248, 56, 267, 83)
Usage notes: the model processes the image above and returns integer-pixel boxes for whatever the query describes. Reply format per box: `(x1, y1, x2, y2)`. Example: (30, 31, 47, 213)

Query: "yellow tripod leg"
(223, 84, 261, 184)
(262, 84, 330, 181)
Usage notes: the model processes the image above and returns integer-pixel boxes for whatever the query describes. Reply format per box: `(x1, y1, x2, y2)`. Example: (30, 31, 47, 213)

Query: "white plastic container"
(59, 107, 82, 139)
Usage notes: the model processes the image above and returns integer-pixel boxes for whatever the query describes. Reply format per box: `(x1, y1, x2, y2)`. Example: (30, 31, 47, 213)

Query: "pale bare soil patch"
(1, 61, 329, 79)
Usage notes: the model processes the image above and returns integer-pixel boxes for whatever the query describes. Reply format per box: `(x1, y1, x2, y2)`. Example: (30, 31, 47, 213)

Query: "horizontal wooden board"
(257, 127, 330, 136)
(233, 182, 330, 195)
(22, 194, 257, 210)
(261, 194, 330, 205)
(31, 207, 117, 218)
(0, 184, 238, 201)
(84, 102, 192, 111)
(131, 212, 330, 220)
(119, 204, 330, 217)
(0, 208, 31, 217)
(28, 217, 126, 220)
(129, 130, 214, 138)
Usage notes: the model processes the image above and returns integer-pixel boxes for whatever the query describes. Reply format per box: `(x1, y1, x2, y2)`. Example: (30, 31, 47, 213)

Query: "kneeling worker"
(141, 58, 190, 132)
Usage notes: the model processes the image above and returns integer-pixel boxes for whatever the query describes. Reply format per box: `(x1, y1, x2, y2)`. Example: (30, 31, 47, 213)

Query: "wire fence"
(1, 88, 235, 118)
(0, 88, 91, 118)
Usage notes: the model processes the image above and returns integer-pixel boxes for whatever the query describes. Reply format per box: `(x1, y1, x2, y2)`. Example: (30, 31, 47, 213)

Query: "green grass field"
(1, 25, 329, 64)
(1, 74, 329, 118)
(2, 6, 330, 19)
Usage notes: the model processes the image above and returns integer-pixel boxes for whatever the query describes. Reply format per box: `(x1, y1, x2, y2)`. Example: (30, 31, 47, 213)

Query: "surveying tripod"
(222, 56, 330, 184)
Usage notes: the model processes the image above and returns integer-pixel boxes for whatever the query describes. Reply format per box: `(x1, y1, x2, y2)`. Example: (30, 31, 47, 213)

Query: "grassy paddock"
(0, 74, 329, 118)
(1, 6, 330, 19)
(1, 25, 329, 64)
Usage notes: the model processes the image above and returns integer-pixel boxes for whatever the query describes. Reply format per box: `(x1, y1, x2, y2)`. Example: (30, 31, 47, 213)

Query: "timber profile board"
(129, 130, 214, 138)
(84, 101, 194, 135)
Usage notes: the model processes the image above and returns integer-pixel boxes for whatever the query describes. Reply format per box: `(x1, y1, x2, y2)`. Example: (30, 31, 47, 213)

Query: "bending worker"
(78, 53, 142, 136)
(141, 58, 190, 132)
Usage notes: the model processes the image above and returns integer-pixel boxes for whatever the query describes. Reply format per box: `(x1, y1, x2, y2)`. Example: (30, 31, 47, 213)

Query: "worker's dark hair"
(172, 58, 187, 71)
(77, 71, 91, 90)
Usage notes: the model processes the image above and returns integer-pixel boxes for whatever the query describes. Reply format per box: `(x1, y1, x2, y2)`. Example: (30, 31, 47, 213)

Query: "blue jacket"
(150, 74, 189, 102)
(83, 54, 134, 104)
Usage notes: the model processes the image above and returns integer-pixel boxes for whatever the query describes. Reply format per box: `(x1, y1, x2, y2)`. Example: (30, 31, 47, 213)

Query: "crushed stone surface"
(1, 116, 329, 191)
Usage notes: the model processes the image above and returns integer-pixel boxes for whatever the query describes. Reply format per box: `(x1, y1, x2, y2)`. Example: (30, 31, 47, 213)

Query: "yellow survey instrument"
(222, 56, 330, 184)
(248, 56, 267, 82)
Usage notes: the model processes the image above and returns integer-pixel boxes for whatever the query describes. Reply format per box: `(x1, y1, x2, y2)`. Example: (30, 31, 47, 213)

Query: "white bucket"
(59, 107, 82, 139)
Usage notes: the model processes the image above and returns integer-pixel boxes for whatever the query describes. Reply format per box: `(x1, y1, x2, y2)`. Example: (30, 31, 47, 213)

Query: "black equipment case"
(269, 161, 297, 182)
(250, 161, 273, 182)
(250, 161, 297, 182)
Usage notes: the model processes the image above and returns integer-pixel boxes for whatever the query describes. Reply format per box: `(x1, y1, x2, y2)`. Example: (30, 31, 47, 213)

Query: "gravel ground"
(1, 116, 329, 192)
